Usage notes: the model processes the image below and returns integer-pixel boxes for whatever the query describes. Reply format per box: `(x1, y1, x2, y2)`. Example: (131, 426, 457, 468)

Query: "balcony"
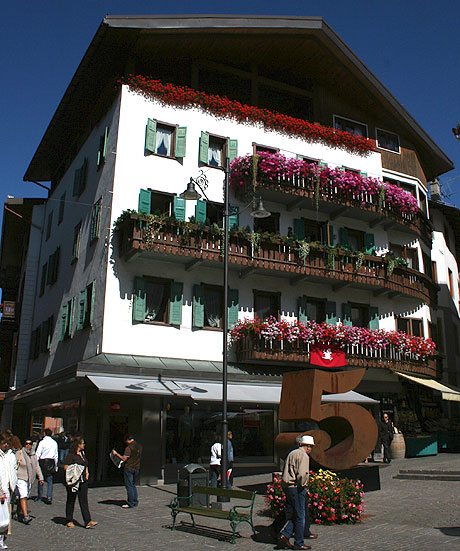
(230, 154, 432, 244)
(235, 334, 437, 378)
(117, 214, 437, 304)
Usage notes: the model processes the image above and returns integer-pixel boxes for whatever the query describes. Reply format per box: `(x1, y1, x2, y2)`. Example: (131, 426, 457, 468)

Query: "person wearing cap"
(278, 435, 317, 550)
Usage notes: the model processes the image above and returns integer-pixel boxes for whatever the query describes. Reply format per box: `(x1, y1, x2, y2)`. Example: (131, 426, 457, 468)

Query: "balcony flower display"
(121, 75, 375, 153)
(230, 317, 436, 361)
(229, 152, 418, 216)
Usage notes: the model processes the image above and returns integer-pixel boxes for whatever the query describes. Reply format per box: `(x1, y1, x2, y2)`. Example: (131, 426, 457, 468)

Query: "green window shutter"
(325, 301, 337, 325)
(145, 118, 157, 154)
(227, 288, 239, 329)
(199, 131, 209, 164)
(77, 290, 87, 330)
(293, 219, 305, 241)
(175, 127, 187, 158)
(138, 189, 151, 214)
(73, 167, 81, 196)
(228, 205, 239, 230)
(60, 304, 68, 341)
(339, 228, 349, 248)
(296, 154, 303, 160)
(364, 233, 375, 254)
(47, 316, 54, 350)
(368, 306, 379, 330)
(192, 284, 205, 328)
(169, 281, 184, 326)
(97, 127, 109, 168)
(195, 200, 207, 223)
(132, 277, 146, 322)
(173, 196, 186, 221)
(298, 296, 308, 324)
(360, 171, 368, 178)
(342, 303, 352, 326)
(228, 139, 238, 162)
(89, 282, 96, 326)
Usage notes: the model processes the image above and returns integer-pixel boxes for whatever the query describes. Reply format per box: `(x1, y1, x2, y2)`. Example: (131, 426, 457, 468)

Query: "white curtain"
(208, 144, 222, 167)
(204, 290, 221, 328)
(156, 127, 172, 156)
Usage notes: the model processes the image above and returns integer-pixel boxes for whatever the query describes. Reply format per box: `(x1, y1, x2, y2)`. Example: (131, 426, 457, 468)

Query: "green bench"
(169, 486, 257, 544)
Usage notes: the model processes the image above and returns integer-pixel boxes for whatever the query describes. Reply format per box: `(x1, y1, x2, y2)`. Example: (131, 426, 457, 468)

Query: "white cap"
(298, 435, 315, 446)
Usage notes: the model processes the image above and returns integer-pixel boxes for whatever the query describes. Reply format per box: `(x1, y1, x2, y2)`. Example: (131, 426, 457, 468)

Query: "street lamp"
(180, 158, 270, 496)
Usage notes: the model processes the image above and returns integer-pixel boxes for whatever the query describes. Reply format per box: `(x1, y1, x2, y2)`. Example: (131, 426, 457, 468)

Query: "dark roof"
(24, 15, 454, 183)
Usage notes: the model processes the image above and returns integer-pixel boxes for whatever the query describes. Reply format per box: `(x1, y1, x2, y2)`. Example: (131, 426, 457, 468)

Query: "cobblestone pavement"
(5, 454, 460, 550)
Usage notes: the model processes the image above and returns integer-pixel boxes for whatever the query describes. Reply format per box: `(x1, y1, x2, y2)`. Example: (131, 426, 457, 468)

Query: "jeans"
(123, 468, 139, 507)
(281, 486, 306, 548)
(60, 449, 69, 465)
(209, 465, 221, 488)
(37, 474, 53, 501)
(65, 481, 91, 525)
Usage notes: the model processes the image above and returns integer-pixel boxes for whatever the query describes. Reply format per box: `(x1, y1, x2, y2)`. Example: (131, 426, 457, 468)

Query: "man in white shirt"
(209, 435, 222, 488)
(35, 429, 58, 504)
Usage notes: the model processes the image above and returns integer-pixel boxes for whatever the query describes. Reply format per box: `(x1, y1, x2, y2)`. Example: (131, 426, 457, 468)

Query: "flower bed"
(265, 470, 364, 525)
(120, 75, 375, 154)
(230, 152, 418, 216)
(230, 318, 436, 361)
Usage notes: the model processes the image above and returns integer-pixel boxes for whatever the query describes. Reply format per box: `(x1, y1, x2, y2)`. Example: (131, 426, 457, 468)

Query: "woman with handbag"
(15, 439, 44, 524)
(63, 438, 97, 529)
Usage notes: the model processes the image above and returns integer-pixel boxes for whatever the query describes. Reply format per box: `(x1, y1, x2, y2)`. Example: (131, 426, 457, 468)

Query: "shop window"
(397, 317, 423, 338)
(133, 277, 183, 326)
(254, 212, 280, 234)
(333, 116, 368, 138)
(72, 221, 82, 263)
(254, 290, 280, 320)
(298, 296, 326, 324)
(376, 128, 400, 153)
(252, 143, 279, 155)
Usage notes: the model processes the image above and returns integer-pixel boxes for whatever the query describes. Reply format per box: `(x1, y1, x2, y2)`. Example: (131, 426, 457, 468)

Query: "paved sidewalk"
(4, 454, 460, 550)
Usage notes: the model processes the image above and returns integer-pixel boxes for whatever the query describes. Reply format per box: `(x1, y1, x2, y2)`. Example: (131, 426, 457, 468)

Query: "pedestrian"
(209, 434, 222, 488)
(35, 428, 58, 504)
(227, 431, 234, 488)
(278, 435, 317, 550)
(57, 431, 71, 466)
(0, 432, 17, 550)
(378, 413, 394, 463)
(112, 435, 142, 508)
(63, 437, 97, 529)
(14, 438, 44, 524)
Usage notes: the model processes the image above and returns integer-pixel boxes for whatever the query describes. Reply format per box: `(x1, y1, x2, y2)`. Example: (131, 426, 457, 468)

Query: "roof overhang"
(24, 15, 453, 184)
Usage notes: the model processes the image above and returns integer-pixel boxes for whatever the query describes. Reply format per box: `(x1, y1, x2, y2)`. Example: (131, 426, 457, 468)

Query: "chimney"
(430, 178, 441, 202)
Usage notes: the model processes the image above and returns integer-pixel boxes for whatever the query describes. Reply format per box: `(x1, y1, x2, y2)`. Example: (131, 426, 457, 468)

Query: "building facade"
(2, 16, 458, 482)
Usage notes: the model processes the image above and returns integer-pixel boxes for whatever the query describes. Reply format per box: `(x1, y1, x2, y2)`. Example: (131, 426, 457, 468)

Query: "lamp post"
(181, 157, 270, 496)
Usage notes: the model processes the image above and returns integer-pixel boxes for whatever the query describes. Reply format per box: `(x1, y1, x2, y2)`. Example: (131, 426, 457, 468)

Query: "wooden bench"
(169, 486, 257, 544)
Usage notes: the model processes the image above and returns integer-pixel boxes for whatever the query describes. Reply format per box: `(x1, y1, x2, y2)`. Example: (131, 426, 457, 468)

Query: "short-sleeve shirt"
(123, 441, 142, 470)
(64, 451, 88, 468)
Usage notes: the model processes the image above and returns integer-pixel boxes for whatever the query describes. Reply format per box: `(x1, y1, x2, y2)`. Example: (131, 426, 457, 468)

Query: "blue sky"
(1, 1, 460, 210)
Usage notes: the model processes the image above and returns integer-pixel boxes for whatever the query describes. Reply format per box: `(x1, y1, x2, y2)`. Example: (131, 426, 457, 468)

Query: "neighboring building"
(3, 16, 457, 482)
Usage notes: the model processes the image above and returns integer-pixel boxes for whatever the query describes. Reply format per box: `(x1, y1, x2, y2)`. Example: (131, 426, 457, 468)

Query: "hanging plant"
(248, 232, 261, 256)
(355, 251, 366, 272)
(327, 248, 336, 270)
(378, 185, 386, 212)
(315, 171, 321, 212)
(297, 241, 311, 266)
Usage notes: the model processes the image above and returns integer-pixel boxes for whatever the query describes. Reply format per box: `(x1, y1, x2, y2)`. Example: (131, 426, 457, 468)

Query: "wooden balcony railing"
(243, 174, 432, 243)
(118, 215, 437, 304)
(235, 334, 437, 378)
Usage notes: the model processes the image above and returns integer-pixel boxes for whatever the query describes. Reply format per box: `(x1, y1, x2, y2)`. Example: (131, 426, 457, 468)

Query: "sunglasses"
(25, 442, 33, 445)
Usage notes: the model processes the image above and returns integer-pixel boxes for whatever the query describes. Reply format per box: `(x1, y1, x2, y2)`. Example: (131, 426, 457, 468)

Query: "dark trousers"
(65, 481, 91, 525)
(281, 486, 306, 548)
(123, 468, 139, 507)
(382, 440, 392, 462)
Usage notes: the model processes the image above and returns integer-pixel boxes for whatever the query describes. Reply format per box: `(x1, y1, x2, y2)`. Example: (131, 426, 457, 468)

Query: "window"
(333, 116, 367, 138)
(293, 219, 332, 245)
(39, 263, 47, 297)
(97, 127, 109, 169)
(448, 269, 454, 298)
(192, 284, 238, 329)
(77, 281, 96, 330)
(90, 198, 102, 241)
(253, 143, 279, 155)
(72, 222, 82, 263)
(40, 316, 53, 353)
(384, 177, 416, 198)
(431, 261, 438, 283)
(397, 317, 423, 338)
(296, 155, 318, 165)
(138, 189, 186, 221)
(58, 193, 65, 224)
(254, 212, 280, 234)
(45, 211, 53, 241)
(73, 158, 88, 196)
(376, 129, 400, 153)
(46, 247, 60, 285)
(346, 228, 365, 251)
(203, 285, 224, 329)
(144, 119, 186, 159)
(299, 297, 326, 324)
(338, 228, 374, 253)
(422, 253, 432, 279)
(30, 327, 41, 359)
(389, 243, 419, 271)
(254, 290, 280, 320)
(419, 191, 427, 216)
(199, 132, 237, 167)
(133, 277, 183, 326)
(60, 298, 74, 340)
(350, 303, 369, 328)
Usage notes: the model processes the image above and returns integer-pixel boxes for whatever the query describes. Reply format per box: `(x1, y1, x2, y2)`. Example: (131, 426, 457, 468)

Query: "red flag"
(310, 344, 346, 368)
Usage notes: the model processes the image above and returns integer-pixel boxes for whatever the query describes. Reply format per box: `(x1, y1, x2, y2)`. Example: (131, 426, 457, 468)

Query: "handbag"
(0, 501, 9, 532)
(39, 458, 55, 477)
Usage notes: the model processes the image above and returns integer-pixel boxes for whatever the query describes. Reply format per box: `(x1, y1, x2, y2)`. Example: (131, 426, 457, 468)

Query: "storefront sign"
(1, 301, 15, 320)
(110, 401, 121, 413)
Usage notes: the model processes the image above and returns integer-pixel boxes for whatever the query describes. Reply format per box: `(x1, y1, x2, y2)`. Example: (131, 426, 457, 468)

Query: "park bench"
(169, 486, 257, 544)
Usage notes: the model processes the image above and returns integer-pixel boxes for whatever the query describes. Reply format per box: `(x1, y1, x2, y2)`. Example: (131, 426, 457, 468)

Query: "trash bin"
(177, 463, 209, 507)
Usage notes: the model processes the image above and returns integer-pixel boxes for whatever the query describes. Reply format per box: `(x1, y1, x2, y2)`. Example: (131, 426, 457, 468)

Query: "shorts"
(16, 479, 30, 499)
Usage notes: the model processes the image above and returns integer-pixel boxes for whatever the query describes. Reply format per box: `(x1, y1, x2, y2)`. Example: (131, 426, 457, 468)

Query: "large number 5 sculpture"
(275, 368, 378, 470)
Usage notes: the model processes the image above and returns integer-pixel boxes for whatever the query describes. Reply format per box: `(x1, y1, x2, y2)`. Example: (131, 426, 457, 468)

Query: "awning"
(397, 372, 460, 402)
(86, 375, 378, 404)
